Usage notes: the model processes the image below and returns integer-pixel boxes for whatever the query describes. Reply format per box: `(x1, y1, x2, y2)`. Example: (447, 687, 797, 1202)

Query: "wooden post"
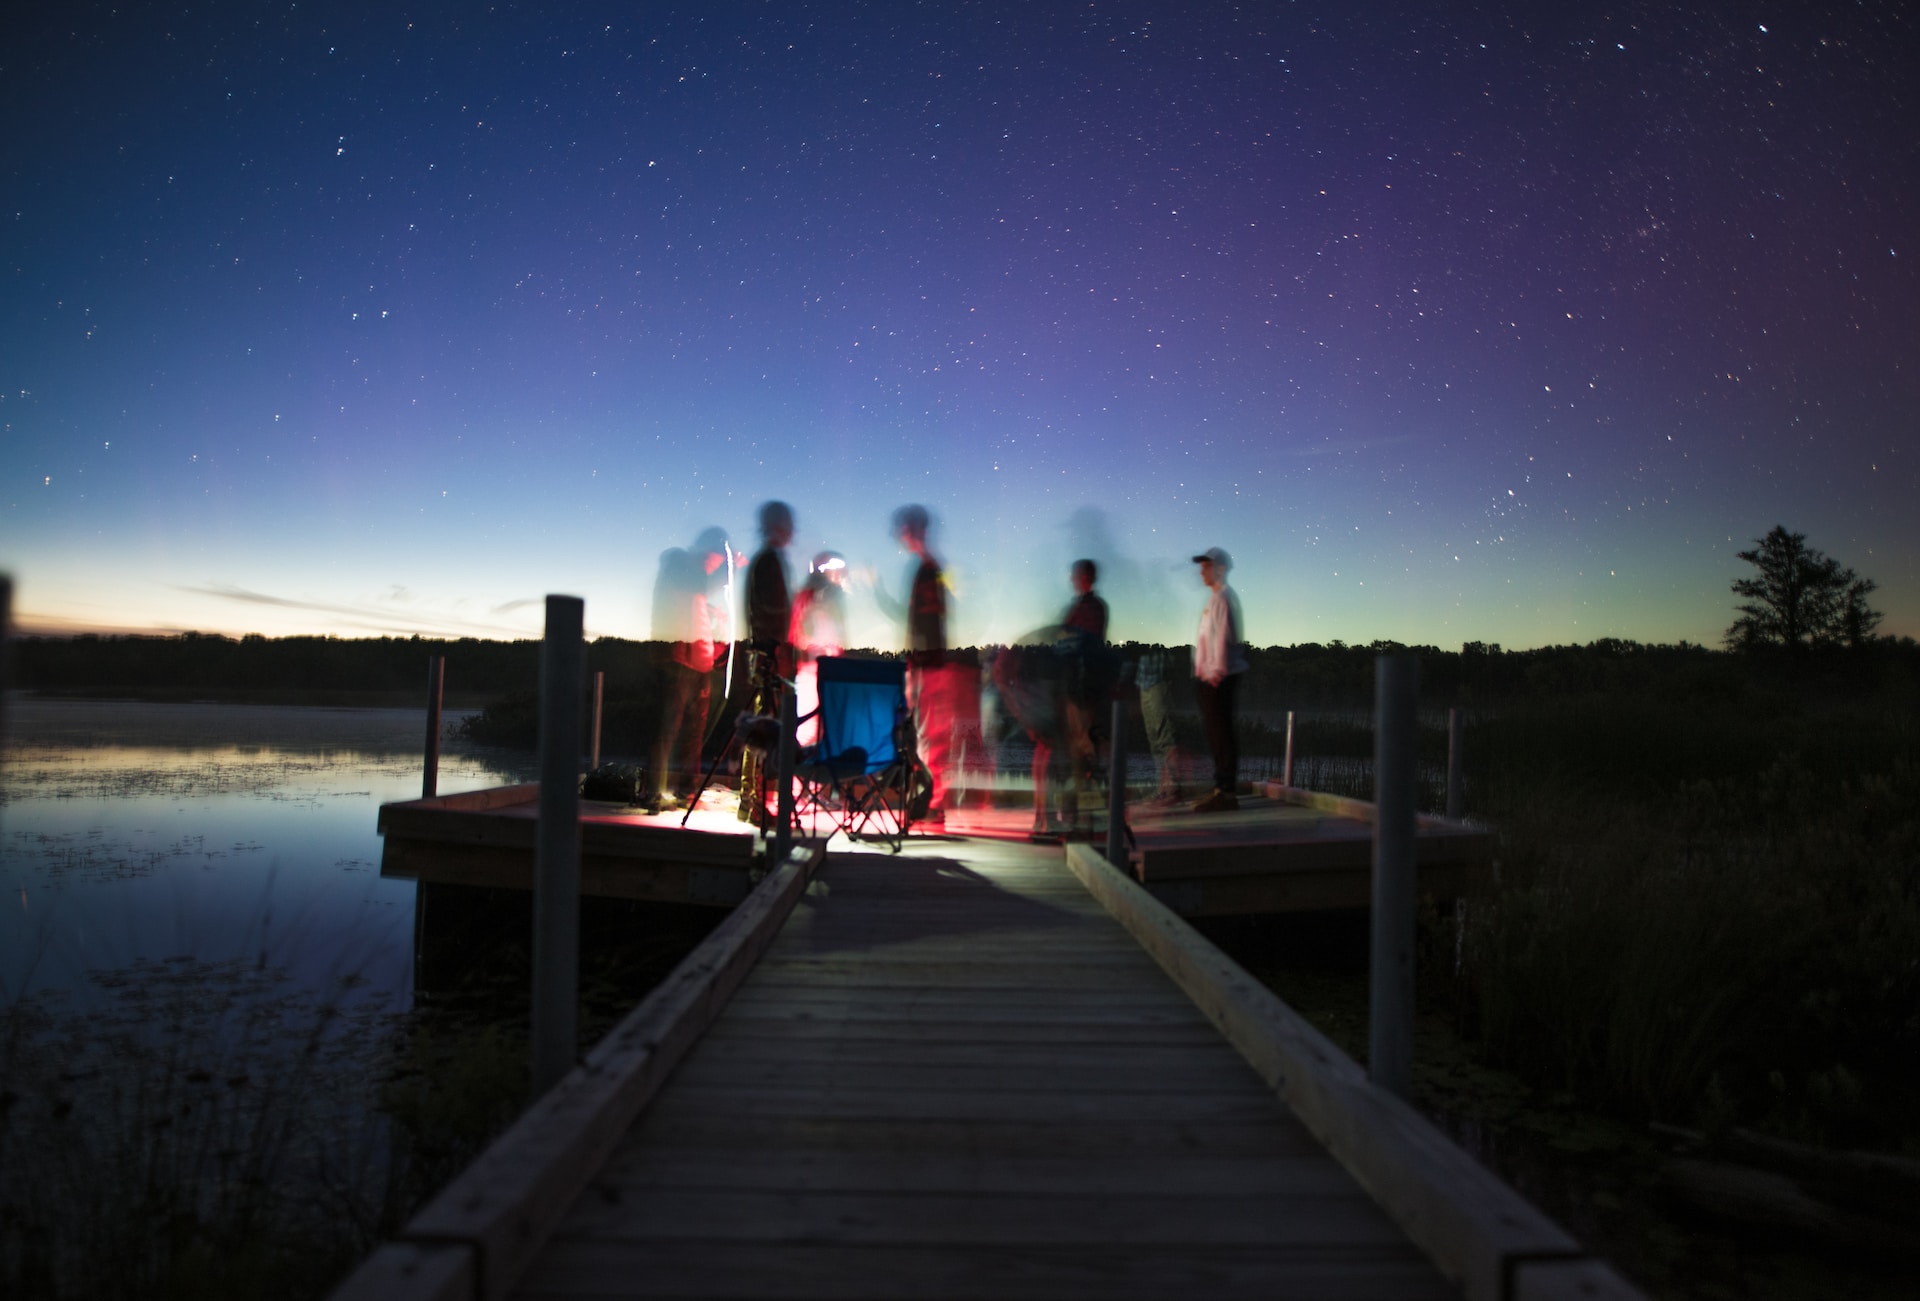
(1283, 709, 1295, 789)
(1370, 652, 1420, 1099)
(772, 688, 796, 865)
(590, 670, 605, 771)
(1106, 698, 1128, 870)
(533, 595, 584, 1098)
(1446, 706, 1464, 820)
(422, 654, 445, 799)
(0, 575, 10, 771)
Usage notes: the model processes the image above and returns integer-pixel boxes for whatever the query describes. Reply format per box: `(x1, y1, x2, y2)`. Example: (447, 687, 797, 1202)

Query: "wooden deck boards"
(510, 839, 1456, 1300)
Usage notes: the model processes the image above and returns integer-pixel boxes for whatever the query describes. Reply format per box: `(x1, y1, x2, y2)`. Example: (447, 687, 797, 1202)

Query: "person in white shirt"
(1190, 546, 1248, 813)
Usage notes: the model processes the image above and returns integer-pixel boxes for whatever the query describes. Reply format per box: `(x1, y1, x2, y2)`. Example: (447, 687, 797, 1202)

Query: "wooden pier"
(378, 785, 761, 907)
(340, 809, 1637, 1301)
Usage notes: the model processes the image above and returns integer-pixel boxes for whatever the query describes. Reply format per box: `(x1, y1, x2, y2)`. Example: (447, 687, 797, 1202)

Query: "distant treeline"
(13, 629, 1918, 714)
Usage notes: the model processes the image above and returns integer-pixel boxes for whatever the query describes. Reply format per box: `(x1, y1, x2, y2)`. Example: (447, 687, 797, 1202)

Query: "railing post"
(422, 654, 445, 798)
(533, 595, 584, 1098)
(0, 575, 11, 771)
(1106, 697, 1128, 871)
(1283, 709, 1295, 788)
(1370, 652, 1420, 1099)
(1446, 706, 1464, 820)
(773, 688, 796, 866)
(590, 670, 605, 771)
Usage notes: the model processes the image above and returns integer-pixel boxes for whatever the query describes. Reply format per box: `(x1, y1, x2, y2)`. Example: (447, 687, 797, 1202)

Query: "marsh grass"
(0, 958, 399, 1299)
(1445, 693, 1920, 1154)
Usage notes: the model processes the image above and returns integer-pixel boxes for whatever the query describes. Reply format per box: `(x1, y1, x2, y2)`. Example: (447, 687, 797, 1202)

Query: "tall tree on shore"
(1727, 526, 1882, 651)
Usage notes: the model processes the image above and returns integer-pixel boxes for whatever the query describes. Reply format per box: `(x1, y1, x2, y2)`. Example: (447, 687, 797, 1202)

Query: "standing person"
(876, 504, 951, 824)
(1135, 646, 1187, 802)
(650, 527, 731, 809)
(1061, 558, 1108, 642)
(790, 550, 848, 748)
(738, 501, 795, 826)
(1190, 546, 1247, 813)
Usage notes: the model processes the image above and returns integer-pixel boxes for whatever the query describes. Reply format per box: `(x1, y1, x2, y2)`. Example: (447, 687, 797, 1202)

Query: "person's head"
(1071, 558, 1098, 595)
(693, 526, 730, 576)
(891, 503, 930, 553)
(809, 550, 847, 588)
(1192, 546, 1231, 591)
(758, 500, 795, 548)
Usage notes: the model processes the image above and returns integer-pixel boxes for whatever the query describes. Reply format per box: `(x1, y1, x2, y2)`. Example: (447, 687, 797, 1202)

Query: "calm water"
(1, 697, 535, 1007)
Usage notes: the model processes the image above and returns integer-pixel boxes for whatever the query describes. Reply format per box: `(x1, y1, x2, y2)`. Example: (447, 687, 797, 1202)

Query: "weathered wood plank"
(1142, 861, 1484, 918)
(514, 1241, 1454, 1301)
(381, 839, 752, 906)
(552, 1186, 1415, 1247)
(637, 1083, 1288, 1124)
(693, 1017, 1229, 1046)
(610, 1112, 1330, 1161)
(1138, 829, 1495, 882)
(586, 1149, 1364, 1198)
(661, 1056, 1262, 1094)
(675, 1034, 1254, 1071)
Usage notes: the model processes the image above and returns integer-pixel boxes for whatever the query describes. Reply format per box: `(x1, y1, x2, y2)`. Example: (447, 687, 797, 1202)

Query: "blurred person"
(1135, 646, 1188, 802)
(874, 504, 952, 823)
(1190, 546, 1248, 813)
(790, 550, 848, 748)
(994, 627, 1098, 840)
(738, 501, 795, 827)
(1061, 558, 1108, 642)
(650, 527, 731, 808)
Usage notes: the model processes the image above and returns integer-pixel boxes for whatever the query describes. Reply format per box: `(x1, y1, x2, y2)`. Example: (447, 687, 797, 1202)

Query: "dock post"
(773, 688, 796, 865)
(1106, 697, 1127, 870)
(1283, 710, 1295, 788)
(422, 655, 445, 799)
(0, 575, 10, 763)
(590, 670, 604, 771)
(1370, 652, 1420, 1099)
(533, 595, 584, 1098)
(1446, 707, 1464, 820)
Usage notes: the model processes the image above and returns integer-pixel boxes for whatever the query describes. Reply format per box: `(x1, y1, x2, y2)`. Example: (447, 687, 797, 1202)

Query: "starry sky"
(5, 2, 1915, 650)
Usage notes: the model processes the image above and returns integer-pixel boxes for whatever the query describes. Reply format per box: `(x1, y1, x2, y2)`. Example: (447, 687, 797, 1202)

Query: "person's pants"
(1194, 673, 1239, 794)
(653, 660, 710, 796)
(907, 662, 953, 813)
(1140, 681, 1182, 794)
(738, 647, 787, 825)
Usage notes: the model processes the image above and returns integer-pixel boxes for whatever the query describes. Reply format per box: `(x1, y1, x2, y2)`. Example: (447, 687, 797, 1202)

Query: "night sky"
(5, 3, 1915, 650)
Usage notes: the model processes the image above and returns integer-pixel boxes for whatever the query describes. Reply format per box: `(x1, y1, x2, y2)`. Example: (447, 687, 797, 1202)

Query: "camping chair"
(793, 655, 928, 851)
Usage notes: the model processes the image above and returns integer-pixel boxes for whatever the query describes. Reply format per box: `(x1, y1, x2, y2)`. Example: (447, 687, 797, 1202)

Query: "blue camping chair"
(794, 655, 928, 850)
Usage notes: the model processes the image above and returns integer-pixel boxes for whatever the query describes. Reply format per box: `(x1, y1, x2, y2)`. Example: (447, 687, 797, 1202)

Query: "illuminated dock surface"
(508, 835, 1454, 1301)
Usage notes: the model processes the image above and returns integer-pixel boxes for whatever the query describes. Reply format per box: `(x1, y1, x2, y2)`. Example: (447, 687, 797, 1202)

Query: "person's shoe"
(1190, 788, 1240, 813)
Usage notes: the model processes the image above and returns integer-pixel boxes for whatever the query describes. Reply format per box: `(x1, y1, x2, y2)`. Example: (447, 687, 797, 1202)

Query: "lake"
(1, 697, 535, 1009)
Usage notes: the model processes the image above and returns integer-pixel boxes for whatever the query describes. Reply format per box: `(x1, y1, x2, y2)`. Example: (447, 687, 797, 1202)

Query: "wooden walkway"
(508, 837, 1452, 1300)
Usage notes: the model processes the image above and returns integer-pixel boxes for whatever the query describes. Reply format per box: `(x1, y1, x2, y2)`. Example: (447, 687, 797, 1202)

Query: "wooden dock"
(337, 820, 1639, 1301)
(378, 785, 760, 907)
(946, 784, 1495, 918)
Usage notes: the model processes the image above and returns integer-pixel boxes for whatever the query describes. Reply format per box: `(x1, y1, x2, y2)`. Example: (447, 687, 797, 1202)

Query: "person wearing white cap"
(1190, 546, 1248, 813)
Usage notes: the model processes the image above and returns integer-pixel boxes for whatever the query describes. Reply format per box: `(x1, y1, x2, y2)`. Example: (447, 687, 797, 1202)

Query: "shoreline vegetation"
(7, 631, 1918, 1298)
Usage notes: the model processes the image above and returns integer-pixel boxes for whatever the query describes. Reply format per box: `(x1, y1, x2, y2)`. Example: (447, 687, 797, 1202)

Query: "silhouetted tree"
(1727, 526, 1881, 651)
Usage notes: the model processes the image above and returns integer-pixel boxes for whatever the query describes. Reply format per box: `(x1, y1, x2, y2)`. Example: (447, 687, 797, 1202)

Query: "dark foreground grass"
(0, 893, 720, 1301)
(1453, 691, 1920, 1154)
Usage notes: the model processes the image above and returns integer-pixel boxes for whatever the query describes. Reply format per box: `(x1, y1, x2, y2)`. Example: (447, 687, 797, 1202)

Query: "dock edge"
(1064, 840, 1645, 1301)
(327, 846, 822, 1301)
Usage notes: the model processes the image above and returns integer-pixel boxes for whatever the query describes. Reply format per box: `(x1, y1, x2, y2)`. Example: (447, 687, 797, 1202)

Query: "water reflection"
(1, 698, 535, 1007)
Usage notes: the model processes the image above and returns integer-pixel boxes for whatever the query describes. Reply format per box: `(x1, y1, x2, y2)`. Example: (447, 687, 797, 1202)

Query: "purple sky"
(5, 3, 1914, 649)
